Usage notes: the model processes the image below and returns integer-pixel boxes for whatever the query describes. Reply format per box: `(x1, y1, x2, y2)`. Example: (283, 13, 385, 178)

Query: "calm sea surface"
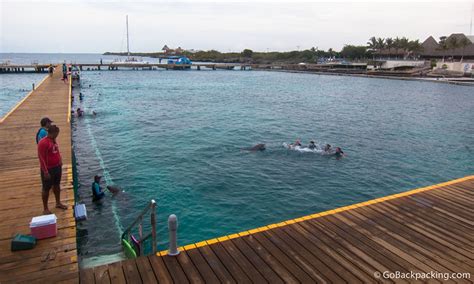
(69, 69, 474, 263)
(1, 54, 473, 264)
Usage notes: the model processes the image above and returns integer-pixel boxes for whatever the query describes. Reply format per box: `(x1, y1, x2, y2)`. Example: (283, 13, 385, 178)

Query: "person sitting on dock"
(36, 117, 52, 144)
(37, 125, 67, 214)
(92, 175, 105, 201)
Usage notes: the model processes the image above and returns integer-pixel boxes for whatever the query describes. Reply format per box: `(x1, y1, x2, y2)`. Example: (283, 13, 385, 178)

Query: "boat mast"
(126, 15, 130, 56)
(470, 3, 473, 35)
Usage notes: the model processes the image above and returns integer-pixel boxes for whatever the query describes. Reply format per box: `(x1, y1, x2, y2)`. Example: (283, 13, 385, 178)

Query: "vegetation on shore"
(104, 36, 426, 63)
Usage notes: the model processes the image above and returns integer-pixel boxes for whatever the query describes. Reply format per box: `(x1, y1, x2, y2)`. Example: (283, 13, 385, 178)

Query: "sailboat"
(112, 15, 149, 65)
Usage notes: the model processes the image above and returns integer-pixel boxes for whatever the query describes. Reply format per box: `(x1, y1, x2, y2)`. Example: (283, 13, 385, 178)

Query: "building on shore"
(162, 45, 184, 55)
(421, 33, 474, 60)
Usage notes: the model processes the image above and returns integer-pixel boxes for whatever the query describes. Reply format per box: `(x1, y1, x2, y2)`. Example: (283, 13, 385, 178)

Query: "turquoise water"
(0, 73, 46, 117)
(72, 70, 474, 260)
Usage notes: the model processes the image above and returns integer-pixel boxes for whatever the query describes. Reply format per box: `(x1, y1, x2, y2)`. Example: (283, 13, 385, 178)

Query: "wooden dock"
(0, 69, 78, 283)
(80, 176, 474, 283)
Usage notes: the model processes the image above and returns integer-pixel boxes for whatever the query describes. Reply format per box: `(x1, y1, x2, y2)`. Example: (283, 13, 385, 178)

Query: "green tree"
(385, 38, 394, 58)
(340, 45, 368, 59)
(437, 36, 449, 61)
(407, 40, 423, 59)
(241, 49, 253, 58)
(447, 36, 459, 61)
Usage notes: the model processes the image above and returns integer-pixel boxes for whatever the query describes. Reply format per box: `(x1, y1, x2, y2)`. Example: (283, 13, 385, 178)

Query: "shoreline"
(254, 68, 474, 87)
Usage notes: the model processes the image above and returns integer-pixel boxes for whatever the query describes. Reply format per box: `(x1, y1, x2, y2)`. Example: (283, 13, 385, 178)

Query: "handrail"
(121, 199, 157, 255)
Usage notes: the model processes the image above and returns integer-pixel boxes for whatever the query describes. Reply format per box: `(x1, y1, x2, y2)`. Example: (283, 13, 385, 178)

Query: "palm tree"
(376, 38, 385, 51)
(367, 37, 377, 59)
(407, 40, 423, 59)
(393, 37, 402, 59)
(458, 36, 471, 62)
(385, 38, 394, 58)
(437, 36, 448, 61)
(399, 37, 410, 59)
(447, 36, 459, 61)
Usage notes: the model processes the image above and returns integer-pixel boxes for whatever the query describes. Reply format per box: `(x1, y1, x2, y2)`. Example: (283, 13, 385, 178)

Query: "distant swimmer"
(92, 111, 97, 116)
(308, 140, 316, 149)
(77, 108, 84, 117)
(334, 147, 345, 158)
(79, 92, 84, 100)
(243, 143, 266, 151)
(324, 144, 332, 152)
(293, 139, 302, 147)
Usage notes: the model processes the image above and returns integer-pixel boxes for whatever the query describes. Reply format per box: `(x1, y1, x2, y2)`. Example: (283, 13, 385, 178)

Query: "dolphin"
(243, 143, 266, 151)
(106, 185, 121, 194)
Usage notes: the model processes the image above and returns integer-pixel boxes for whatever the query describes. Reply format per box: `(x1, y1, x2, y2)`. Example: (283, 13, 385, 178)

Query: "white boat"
(111, 15, 149, 65)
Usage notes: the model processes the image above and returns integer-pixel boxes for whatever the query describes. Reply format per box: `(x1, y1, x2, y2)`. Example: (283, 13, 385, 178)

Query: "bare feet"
(55, 203, 67, 210)
(43, 209, 52, 215)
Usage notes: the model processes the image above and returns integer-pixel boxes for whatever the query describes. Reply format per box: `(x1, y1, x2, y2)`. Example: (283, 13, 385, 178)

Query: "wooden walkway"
(0, 69, 78, 283)
(81, 176, 474, 283)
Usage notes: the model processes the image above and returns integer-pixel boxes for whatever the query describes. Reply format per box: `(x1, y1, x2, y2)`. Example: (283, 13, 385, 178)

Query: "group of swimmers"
(289, 139, 345, 157)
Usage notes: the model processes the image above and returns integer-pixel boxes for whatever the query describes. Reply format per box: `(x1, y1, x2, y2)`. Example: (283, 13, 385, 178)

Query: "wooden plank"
(93, 264, 111, 284)
(148, 255, 173, 284)
(207, 242, 252, 283)
(263, 227, 342, 283)
(121, 259, 142, 283)
(175, 252, 205, 283)
(185, 248, 221, 284)
(106, 261, 126, 284)
(251, 233, 314, 283)
(197, 245, 236, 283)
(230, 237, 284, 284)
(219, 239, 267, 283)
(161, 255, 190, 284)
(135, 256, 158, 283)
(80, 268, 95, 284)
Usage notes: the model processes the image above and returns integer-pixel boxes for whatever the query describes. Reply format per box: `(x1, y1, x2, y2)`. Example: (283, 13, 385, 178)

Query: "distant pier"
(0, 63, 252, 73)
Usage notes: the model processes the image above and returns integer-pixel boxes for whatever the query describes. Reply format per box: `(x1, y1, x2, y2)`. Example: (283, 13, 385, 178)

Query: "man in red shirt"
(37, 125, 67, 214)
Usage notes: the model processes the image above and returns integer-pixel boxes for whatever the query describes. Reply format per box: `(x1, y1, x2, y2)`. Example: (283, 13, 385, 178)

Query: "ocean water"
(0, 73, 46, 117)
(0, 53, 158, 65)
(71, 69, 474, 263)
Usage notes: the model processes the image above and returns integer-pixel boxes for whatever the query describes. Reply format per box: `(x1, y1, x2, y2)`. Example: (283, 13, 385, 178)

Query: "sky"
(1, 0, 473, 53)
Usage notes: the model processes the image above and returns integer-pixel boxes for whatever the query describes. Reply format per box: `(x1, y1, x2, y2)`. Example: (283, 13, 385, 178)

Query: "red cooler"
(30, 214, 57, 239)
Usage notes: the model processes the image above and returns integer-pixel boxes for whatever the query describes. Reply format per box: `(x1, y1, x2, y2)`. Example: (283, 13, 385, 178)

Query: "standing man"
(62, 62, 68, 82)
(37, 125, 67, 214)
(36, 117, 52, 144)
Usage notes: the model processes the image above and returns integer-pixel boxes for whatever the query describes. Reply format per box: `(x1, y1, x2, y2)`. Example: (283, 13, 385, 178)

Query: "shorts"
(41, 165, 62, 191)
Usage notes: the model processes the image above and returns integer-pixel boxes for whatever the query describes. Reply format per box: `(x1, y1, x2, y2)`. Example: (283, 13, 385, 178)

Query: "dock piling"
(167, 214, 180, 256)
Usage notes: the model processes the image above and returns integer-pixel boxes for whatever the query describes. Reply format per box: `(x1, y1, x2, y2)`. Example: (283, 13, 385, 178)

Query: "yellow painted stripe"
(67, 74, 72, 122)
(156, 175, 473, 257)
(0, 74, 49, 124)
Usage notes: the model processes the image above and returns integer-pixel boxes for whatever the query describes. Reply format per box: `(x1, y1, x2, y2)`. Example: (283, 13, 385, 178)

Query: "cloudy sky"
(1, 0, 473, 53)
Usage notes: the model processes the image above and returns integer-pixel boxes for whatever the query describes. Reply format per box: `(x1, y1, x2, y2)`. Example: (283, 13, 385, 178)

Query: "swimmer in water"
(79, 92, 84, 100)
(308, 140, 316, 149)
(76, 108, 84, 117)
(324, 144, 332, 152)
(335, 147, 345, 158)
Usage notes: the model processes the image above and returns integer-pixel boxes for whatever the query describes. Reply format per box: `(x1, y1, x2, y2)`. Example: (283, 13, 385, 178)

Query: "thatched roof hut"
(421, 33, 474, 59)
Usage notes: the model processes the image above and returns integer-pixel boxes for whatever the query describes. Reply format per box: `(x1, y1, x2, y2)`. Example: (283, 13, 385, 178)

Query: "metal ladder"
(121, 199, 157, 257)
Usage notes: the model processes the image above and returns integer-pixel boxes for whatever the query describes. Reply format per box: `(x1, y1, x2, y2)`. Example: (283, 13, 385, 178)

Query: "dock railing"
(121, 199, 157, 258)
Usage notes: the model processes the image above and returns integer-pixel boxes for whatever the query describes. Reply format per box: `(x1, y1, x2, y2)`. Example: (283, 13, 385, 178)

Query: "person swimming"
(308, 140, 316, 149)
(335, 147, 345, 158)
(324, 144, 332, 152)
(79, 92, 84, 100)
(77, 108, 84, 117)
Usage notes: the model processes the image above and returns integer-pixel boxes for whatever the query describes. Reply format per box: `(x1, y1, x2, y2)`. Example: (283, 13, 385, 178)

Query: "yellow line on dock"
(157, 175, 474, 256)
